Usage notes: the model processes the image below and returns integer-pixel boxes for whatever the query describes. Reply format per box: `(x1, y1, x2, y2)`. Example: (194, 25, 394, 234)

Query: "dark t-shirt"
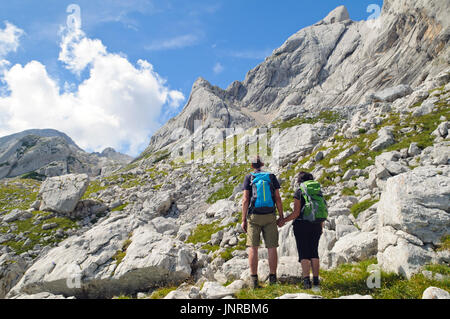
(242, 171, 281, 191)
(293, 189, 305, 207)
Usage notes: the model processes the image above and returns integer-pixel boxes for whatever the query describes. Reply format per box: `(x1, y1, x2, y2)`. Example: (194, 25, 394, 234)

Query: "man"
(241, 155, 284, 289)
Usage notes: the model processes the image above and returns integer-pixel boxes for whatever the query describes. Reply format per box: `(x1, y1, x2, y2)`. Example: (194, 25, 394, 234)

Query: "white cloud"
(0, 21, 24, 58)
(59, 27, 107, 74)
(213, 62, 224, 74)
(0, 23, 185, 157)
(145, 34, 200, 51)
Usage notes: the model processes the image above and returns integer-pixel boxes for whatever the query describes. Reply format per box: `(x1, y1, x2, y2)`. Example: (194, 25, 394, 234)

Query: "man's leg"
(248, 246, 259, 275)
(268, 247, 278, 274)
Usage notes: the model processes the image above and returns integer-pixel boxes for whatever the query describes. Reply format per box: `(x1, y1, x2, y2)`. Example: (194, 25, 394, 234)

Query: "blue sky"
(0, 0, 383, 156)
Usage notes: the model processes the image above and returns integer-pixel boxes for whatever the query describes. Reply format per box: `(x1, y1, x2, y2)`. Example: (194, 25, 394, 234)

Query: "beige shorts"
(246, 213, 279, 249)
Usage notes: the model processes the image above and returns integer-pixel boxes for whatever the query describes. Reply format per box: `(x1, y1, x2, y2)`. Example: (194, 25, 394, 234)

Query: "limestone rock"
(39, 174, 90, 214)
(377, 166, 450, 278)
(422, 287, 450, 299)
(276, 293, 322, 299)
(367, 84, 413, 103)
(370, 127, 395, 152)
(0, 253, 28, 298)
(199, 281, 234, 299)
(330, 231, 378, 268)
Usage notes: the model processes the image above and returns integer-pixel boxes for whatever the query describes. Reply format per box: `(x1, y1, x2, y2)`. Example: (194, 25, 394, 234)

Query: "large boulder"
(377, 166, 450, 278)
(205, 200, 237, 219)
(329, 231, 378, 268)
(7, 213, 195, 299)
(142, 191, 173, 217)
(10, 292, 75, 299)
(199, 281, 234, 299)
(112, 225, 196, 286)
(39, 174, 90, 214)
(370, 127, 395, 152)
(277, 222, 298, 258)
(0, 253, 28, 298)
(367, 84, 413, 103)
(422, 287, 450, 299)
(271, 123, 334, 166)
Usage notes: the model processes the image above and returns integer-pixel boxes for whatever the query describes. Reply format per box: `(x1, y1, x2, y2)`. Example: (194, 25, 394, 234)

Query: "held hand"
(241, 221, 247, 233)
(277, 218, 286, 227)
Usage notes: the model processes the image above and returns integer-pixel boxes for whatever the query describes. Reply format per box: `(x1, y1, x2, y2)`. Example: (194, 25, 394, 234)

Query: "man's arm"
(274, 189, 284, 220)
(241, 190, 250, 232)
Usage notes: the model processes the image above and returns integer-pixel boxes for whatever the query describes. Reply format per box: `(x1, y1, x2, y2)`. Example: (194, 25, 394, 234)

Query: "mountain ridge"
(0, 129, 132, 180)
(144, 0, 449, 155)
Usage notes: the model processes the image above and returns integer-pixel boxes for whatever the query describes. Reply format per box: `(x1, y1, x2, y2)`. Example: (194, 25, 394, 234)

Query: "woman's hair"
(297, 171, 314, 184)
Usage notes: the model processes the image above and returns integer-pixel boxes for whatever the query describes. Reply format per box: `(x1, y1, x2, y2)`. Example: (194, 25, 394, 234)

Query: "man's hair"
(297, 171, 314, 184)
(251, 155, 264, 169)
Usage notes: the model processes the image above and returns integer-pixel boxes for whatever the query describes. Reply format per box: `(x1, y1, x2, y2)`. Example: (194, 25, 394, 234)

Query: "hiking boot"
(312, 277, 320, 292)
(303, 277, 312, 290)
(269, 274, 277, 285)
(250, 275, 260, 289)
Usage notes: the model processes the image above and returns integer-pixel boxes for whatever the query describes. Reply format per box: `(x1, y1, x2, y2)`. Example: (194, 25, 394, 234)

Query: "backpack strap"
(300, 183, 317, 222)
(248, 174, 257, 215)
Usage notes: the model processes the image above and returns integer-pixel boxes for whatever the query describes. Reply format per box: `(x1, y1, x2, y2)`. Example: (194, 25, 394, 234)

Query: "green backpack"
(299, 180, 328, 222)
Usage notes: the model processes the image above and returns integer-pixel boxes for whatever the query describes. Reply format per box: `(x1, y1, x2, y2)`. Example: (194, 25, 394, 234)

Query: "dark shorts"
(293, 220, 323, 261)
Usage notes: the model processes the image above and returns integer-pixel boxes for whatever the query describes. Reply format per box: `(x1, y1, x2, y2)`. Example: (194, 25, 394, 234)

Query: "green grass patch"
(112, 203, 128, 212)
(0, 179, 40, 211)
(342, 187, 357, 196)
(1, 210, 79, 255)
(186, 221, 224, 245)
(81, 180, 108, 200)
(437, 235, 450, 251)
(206, 184, 235, 204)
(424, 264, 450, 276)
(112, 236, 133, 266)
(350, 199, 378, 218)
(220, 236, 247, 261)
(20, 171, 46, 181)
(150, 286, 177, 299)
(273, 110, 342, 131)
(236, 259, 450, 299)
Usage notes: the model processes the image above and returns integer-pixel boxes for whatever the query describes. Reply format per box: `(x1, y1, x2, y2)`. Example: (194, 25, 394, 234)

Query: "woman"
(279, 172, 324, 290)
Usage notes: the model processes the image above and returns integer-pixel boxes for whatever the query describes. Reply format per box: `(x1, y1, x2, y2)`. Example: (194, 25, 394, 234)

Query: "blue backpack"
(249, 172, 276, 215)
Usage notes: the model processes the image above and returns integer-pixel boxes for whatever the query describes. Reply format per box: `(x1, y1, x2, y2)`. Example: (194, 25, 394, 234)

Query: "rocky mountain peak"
(317, 5, 350, 25)
(146, 0, 449, 156)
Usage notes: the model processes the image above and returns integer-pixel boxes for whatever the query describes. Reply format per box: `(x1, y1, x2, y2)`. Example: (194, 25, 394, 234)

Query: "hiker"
(278, 172, 327, 290)
(241, 155, 284, 289)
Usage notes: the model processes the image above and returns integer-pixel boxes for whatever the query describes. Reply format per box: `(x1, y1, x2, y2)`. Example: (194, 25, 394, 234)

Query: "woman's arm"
(282, 198, 301, 224)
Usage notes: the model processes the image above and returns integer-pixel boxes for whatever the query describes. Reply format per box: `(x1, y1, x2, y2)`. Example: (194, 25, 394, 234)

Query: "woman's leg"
(311, 223, 323, 283)
(301, 259, 311, 277)
(311, 258, 320, 277)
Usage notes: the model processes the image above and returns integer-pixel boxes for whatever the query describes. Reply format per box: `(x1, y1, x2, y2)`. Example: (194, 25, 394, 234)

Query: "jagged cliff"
(146, 0, 449, 153)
